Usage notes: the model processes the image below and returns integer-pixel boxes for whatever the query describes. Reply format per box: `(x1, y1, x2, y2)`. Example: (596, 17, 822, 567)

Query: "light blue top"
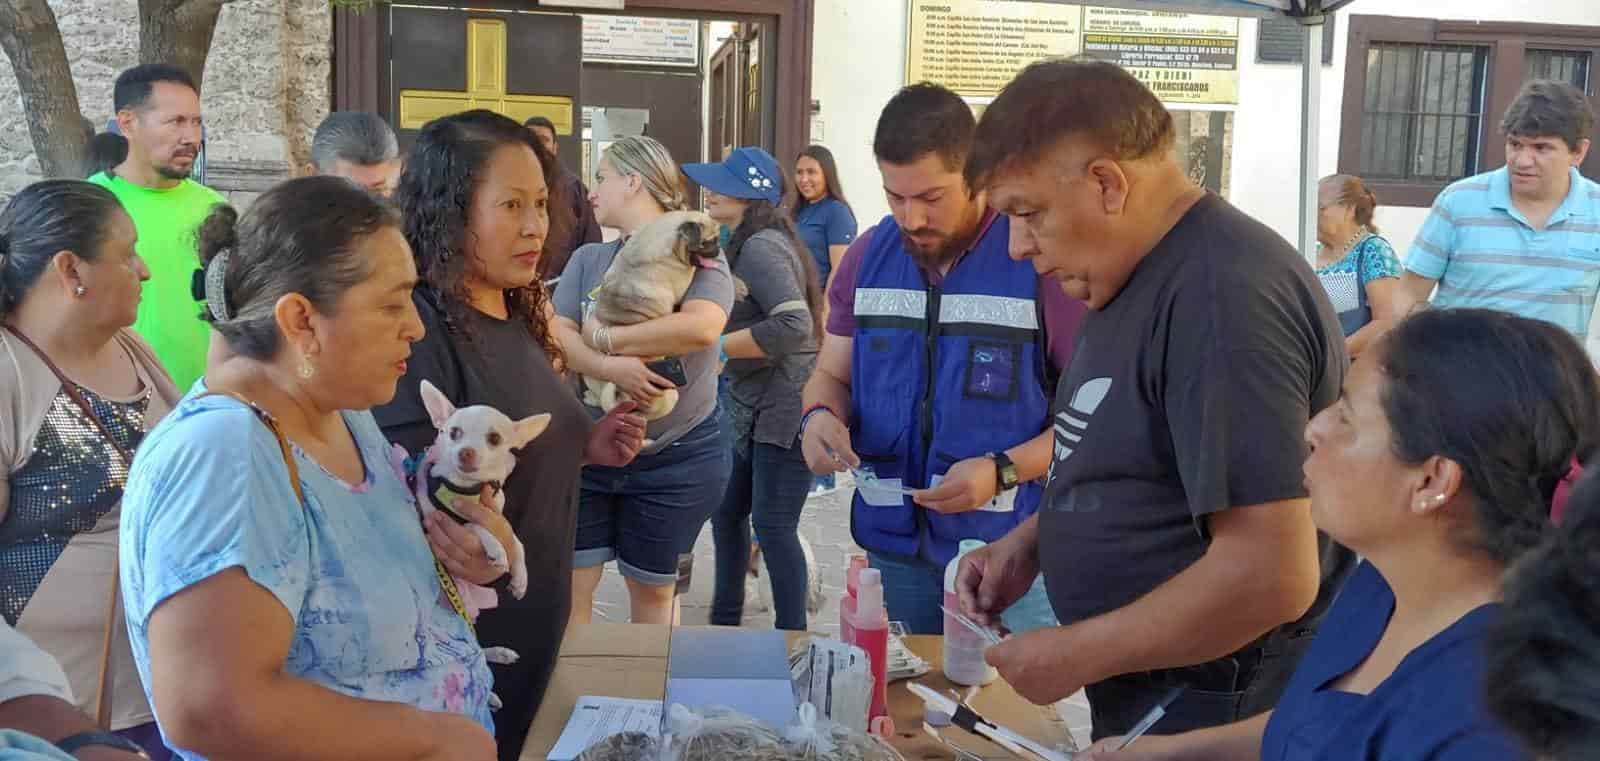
(119, 390, 493, 759)
(1316, 233, 1401, 315)
(0, 729, 77, 761)
(1405, 166, 1600, 340)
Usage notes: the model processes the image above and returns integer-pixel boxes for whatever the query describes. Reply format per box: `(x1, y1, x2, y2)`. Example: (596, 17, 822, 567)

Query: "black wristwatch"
(56, 730, 149, 758)
(987, 451, 1019, 492)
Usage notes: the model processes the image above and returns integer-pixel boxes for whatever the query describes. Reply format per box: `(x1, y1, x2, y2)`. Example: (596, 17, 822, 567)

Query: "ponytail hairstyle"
(602, 136, 688, 213)
(1319, 174, 1381, 235)
(196, 175, 399, 360)
(1376, 308, 1599, 564)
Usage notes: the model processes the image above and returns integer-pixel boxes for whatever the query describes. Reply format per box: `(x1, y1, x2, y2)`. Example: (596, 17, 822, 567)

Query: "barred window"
(1359, 43, 1488, 183)
(1525, 49, 1591, 89)
(1339, 16, 1600, 206)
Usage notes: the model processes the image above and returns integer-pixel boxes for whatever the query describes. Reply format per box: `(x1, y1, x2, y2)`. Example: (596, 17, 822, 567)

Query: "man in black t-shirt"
(955, 58, 1352, 740)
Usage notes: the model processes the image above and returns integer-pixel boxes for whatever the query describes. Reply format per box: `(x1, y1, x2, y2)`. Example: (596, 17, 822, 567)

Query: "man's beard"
(156, 162, 193, 181)
(901, 229, 961, 270)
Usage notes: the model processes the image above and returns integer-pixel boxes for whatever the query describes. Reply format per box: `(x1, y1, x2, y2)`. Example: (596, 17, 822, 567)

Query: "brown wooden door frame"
(707, 33, 739, 160)
(333, 0, 814, 165)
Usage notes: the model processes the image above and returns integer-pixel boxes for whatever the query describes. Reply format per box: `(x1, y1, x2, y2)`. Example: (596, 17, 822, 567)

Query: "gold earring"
(299, 352, 316, 380)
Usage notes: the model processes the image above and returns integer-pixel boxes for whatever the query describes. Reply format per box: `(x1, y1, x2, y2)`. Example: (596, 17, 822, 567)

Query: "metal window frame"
(1525, 48, 1592, 90)
(1340, 15, 1600, 206)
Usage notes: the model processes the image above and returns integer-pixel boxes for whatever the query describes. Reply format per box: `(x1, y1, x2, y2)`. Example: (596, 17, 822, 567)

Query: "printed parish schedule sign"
(905, 1, 1239, 107)
(906, 0, 1083, 98)
(1081, 7, 1239, 105)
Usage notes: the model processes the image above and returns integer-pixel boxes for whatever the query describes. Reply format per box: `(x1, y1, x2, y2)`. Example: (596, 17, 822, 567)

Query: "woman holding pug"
(552, 136, 734, 627)
(118, 176, 515, 761)
(682, 148, 823, 631)
(1072, 308, 1598, 760)
(376, 110, 646, 761)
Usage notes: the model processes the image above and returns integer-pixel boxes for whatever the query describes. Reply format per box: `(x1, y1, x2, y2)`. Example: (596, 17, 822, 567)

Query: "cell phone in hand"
(646, 357, 689, 387)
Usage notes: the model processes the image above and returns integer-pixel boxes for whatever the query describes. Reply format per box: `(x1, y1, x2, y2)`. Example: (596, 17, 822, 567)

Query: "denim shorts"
(575, 413, 731, 585)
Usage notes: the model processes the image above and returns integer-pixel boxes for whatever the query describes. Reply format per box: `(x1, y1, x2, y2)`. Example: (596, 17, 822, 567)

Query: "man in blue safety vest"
(799, 83, 1086, 634)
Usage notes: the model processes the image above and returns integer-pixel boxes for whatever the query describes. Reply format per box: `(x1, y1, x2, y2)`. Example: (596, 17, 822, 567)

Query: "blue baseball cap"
(682, 146, 783, 205)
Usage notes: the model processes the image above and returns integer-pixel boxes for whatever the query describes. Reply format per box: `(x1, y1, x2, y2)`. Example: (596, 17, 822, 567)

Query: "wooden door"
(388, 7, 583, 158)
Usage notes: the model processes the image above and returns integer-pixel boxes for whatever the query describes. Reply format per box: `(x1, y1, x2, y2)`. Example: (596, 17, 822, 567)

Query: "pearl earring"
(73, 285, 86, 297)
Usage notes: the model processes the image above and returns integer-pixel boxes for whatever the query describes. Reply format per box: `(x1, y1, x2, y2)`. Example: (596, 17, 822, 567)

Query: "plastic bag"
(784, 704, 905, 761)
(790, 637, 874, 732)
(576, 732, 659, 761)
(578, 704, 906, 761)
(664, 704, 790, 761)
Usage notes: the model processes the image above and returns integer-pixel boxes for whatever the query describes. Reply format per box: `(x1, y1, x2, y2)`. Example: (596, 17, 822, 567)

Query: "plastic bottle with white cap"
(944, 539, 999, 685)
(844, 567, 890, 725)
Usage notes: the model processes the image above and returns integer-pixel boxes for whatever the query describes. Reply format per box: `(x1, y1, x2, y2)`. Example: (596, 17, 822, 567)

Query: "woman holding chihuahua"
(682, 147, 824, 631)
(118, 176, 514, 761)
(377, 110, 647, 761)
(0, 180, 179, 759)
(552, 136, 734, 629)
(1068, 309, 1598, 760)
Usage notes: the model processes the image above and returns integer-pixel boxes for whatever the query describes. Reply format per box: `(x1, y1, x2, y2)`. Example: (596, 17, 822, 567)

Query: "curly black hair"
(394, 109, 568, 366)
(1487, 465, 1600, 761)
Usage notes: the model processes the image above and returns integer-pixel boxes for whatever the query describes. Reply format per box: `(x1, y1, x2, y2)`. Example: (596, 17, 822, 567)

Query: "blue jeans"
(711, 440, 814, 630)
(575, 414, 731, 585)
(866, 551, 946, 634)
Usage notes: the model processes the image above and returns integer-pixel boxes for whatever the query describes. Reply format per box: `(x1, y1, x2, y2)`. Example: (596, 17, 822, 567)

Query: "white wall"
(810, 0, 1599, 251)
(1234, 0, 1600, 255)
(808, 0, 908, 229)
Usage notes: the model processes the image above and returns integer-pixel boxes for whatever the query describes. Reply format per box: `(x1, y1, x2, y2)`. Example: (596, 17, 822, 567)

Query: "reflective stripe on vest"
(855, 287, 928, 323)
(848, 214, 1050, 565)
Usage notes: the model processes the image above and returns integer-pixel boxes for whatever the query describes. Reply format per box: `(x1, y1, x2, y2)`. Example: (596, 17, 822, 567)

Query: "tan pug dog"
(584, 210, 722, 421)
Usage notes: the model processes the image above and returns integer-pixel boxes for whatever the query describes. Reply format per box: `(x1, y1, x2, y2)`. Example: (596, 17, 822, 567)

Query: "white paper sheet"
(546, 696, 663, 761)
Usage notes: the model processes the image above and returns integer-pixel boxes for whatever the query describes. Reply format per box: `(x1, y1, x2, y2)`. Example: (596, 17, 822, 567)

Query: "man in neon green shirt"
(89, 64, 224, 390)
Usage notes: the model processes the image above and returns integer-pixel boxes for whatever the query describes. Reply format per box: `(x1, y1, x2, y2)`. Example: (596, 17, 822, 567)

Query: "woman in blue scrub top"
(1084, 308, 1600, 761)
(790, 145, 856, 495)
(789, 145, 857, 297)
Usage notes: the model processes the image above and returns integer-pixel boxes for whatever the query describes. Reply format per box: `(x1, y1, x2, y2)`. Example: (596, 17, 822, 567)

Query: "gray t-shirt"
(554, 238, 735, 454)
(722, 229, 818, 448)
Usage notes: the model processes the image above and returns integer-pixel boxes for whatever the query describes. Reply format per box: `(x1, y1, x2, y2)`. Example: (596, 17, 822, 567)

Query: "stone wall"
(0, 0, 332, 206)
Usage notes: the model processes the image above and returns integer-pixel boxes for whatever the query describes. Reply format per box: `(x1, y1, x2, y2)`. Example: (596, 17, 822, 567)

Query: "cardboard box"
(665, 627, 796, 730)
(521, 624, 1071, 761)
(523, 623, 672, 761)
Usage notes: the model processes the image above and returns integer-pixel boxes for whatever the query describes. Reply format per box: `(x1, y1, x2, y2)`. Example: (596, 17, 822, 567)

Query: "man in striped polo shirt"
(1399, 80, 1599, 363)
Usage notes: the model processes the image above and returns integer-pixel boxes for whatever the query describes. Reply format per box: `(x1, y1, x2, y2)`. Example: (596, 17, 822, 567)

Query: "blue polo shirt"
(1260, 562, 1525, 761)
(1405, 166, 1600, 341)
(794, 197, 857, 288)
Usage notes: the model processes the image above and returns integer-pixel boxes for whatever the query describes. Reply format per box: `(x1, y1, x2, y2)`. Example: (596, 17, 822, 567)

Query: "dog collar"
(423, 473, 502, 525)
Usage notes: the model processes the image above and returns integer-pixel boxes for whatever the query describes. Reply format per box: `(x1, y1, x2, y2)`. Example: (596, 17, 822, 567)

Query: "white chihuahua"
(391, 380, 549, 681)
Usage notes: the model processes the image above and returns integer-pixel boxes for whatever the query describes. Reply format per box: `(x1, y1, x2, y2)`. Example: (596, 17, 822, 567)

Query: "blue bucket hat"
(682, 146, 783, 205)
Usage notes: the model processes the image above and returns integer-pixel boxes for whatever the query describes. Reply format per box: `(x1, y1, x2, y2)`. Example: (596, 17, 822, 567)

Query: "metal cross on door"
(397, 18, 574, 134)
